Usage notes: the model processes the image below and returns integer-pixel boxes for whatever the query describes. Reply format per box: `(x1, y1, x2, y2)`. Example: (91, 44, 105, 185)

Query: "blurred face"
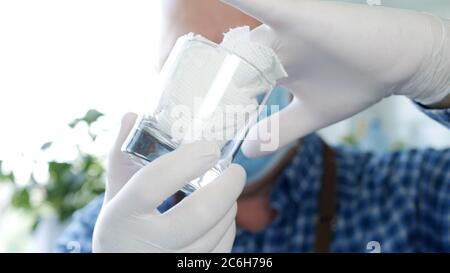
(158, 0, 260, 69)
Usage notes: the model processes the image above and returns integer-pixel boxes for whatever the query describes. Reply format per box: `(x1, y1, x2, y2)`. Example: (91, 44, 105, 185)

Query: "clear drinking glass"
(122, 33, 277, 194)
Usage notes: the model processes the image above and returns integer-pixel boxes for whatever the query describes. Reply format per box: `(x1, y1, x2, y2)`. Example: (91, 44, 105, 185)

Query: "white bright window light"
(0, 0, 160, 163)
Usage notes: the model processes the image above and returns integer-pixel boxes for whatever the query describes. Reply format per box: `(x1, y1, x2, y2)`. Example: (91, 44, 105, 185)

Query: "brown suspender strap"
(175, 140, 336, 252)
(314, 142, 337, 253)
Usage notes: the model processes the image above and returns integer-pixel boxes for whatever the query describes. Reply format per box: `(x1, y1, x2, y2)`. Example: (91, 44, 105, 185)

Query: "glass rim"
(184, 34, 275, 87)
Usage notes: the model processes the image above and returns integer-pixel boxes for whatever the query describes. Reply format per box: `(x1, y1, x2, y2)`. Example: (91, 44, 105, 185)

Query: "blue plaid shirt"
(55, 104, 450, 253)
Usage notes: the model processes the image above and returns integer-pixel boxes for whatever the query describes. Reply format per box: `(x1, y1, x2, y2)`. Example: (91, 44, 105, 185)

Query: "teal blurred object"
(359, 118, 389, 153)
(329, 0, 450, 18)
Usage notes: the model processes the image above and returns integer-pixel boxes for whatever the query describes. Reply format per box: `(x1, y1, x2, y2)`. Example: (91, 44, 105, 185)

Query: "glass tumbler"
(122, 33, 278, 194)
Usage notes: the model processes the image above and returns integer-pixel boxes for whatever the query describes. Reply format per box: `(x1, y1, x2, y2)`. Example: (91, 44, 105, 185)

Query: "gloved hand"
(221, 0, 450, 157)
(93, 113, 246, 252)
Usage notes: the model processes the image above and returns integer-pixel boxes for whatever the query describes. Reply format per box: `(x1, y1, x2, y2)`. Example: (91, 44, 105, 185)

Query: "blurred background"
(0, 0, 449, 252)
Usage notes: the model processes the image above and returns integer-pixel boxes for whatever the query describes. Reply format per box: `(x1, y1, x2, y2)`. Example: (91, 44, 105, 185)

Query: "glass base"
(122, 122, 233, 195)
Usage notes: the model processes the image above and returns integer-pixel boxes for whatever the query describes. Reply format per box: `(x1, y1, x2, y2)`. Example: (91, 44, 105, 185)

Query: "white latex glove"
(93, 113, 246, 252)
(221, 0, 450, 157)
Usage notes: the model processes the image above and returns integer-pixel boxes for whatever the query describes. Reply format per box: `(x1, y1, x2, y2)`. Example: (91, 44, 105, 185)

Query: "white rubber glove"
(93, 113, 246, 252)
(221, 0, 450, 157)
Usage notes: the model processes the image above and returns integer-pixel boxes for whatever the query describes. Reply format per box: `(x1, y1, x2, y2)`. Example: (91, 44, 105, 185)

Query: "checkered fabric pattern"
(55, 105, 450, 253)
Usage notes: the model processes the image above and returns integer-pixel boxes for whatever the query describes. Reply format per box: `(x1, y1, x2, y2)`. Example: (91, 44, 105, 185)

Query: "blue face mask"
(232, 87, 292, 184)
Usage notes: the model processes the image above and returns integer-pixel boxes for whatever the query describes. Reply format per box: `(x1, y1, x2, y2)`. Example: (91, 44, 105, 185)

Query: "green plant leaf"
(11, 188, 31, 210)
(69, 109, 104, 128)
(68, 118, 81, 128)
(83, 109, 104, 125)
(41, 142, 53, 151)
(342, 135, 358, 146)
(11, 109, 107, 228)
(0, 160, 15, 182)
(88, 131, 97, 141)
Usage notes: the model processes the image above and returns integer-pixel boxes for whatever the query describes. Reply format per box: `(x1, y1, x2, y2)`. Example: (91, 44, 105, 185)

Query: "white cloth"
(155, 27, 286, 148)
